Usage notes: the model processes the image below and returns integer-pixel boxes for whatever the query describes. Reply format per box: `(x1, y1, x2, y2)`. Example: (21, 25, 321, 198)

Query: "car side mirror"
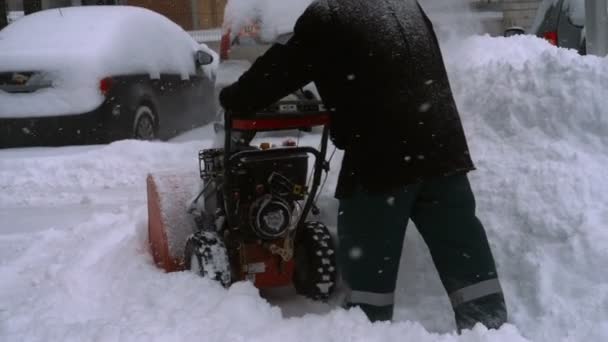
(195, 50, 214, 66)
(504, 27, 525, 37)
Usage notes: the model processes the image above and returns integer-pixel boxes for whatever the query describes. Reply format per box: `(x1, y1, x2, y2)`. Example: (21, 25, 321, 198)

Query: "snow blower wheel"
(184, 231, 232, 288)
(293, 221, 337, 301)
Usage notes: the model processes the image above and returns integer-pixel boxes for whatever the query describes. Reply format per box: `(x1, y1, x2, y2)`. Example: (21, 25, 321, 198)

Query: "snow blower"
(147, 100, 336, 300)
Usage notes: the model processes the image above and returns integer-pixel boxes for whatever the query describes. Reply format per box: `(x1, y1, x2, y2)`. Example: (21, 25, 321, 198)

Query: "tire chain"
(305, 222, 337, 300)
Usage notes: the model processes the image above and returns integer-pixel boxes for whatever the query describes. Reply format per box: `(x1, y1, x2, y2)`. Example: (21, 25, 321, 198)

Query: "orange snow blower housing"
(147, 101, 337, 299)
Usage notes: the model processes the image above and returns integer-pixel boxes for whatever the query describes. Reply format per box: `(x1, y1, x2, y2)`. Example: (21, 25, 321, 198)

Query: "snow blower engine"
(146, 100, 336, 300)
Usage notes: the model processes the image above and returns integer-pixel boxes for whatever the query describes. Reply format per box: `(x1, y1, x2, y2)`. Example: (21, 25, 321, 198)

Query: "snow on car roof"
(0, 6, 211, 119)
(0, 6, 199, 78)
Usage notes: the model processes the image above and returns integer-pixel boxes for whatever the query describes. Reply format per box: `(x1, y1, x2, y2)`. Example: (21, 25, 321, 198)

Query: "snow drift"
(1, 34, 608, 341)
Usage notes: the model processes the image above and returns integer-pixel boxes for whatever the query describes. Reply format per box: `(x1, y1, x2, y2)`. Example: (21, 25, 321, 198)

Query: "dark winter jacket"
(219, 0, 475, 198)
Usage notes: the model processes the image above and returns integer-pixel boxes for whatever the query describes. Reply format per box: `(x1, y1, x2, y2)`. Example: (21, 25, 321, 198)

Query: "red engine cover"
(237, 241, 295, 288)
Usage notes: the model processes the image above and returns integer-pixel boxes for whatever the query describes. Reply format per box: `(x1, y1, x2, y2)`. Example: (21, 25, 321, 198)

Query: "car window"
(565, 0, 585, 27)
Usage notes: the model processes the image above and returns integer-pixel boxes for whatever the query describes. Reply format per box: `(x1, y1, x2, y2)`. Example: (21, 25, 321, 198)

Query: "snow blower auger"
(147, 100, 337, 300)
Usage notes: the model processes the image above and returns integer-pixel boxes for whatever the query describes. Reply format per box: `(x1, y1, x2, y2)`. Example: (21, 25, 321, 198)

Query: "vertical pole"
(0, 0, 7, 29)
(586, 0, 608, 56)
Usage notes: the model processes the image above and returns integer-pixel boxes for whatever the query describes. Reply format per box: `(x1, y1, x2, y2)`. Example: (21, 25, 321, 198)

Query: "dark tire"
(184, 231, 232, 287)
(133, 104, 157, 140)
(293, 221, 337, 301)
(579, 39, 587, 56)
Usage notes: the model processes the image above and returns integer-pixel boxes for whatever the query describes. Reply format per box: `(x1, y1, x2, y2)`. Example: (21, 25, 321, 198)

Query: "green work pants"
(337, 173, 507, 331)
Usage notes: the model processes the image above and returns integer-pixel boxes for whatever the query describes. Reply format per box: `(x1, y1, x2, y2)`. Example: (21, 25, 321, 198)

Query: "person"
(219, 0, 507, 331)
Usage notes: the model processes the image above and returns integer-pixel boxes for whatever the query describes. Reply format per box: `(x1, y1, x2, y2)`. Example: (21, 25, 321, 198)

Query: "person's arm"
(219, 1, 330, 116)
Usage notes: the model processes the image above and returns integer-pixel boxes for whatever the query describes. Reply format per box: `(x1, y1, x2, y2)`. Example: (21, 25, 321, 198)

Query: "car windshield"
(1, 1, 608, 342)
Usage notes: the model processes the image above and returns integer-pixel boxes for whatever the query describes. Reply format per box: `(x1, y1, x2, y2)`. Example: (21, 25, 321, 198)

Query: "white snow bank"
(2, 34, 608, 341)
(442, 35, 608, 341)
(446, 35, 608, 149)
(0, 6, 207, 119)
(0, 134, 527, 342)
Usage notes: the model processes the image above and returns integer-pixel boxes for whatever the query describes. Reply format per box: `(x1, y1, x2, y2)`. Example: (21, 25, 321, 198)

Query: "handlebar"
(227, 100, 329, 132)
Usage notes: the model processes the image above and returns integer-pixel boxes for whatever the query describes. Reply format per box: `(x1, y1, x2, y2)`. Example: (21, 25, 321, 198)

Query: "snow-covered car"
(0, 6, 218, 148)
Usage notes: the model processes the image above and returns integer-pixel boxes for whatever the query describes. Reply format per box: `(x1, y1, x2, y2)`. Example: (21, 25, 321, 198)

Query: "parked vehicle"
(0, 6, 218, 148)
(513, 0, 586, 54)
(503, 26, 526, 37)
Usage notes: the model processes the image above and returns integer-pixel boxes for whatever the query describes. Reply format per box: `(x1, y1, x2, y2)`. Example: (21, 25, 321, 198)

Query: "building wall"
(126, 0, 226, 30)
(126, 0, 193, 30)
(502, 0, 542, 29)
(196, 0, 226, 29)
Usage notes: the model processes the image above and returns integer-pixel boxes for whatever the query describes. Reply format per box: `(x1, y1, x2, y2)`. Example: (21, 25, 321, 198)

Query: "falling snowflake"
(418, 103, 432, 112)
(349, 247, 363, 260)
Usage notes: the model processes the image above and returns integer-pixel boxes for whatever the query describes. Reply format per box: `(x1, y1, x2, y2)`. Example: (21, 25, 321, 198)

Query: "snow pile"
(0, 134, 528, 342)
(0, 6, 207, 119)
(2, 35, 608, 341)
(442, 35, 608, 341)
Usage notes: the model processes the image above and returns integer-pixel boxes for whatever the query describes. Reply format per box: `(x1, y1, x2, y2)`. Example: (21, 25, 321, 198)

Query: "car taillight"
(543, 31, 558, 46)
(99, 77, 113, 96)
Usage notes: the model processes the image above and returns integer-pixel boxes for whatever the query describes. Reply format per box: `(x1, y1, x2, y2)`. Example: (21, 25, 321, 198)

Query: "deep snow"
(2, 34, 608, 341)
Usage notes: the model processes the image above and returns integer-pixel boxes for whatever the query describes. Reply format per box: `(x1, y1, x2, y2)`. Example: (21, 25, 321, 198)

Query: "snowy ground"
(2, 35, 608, 341)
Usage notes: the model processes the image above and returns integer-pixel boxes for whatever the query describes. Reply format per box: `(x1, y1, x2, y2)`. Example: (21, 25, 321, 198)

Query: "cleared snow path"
(1, 35, 608, 341)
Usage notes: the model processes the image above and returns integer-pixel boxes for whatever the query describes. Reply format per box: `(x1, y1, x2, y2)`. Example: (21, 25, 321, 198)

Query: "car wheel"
(133, 105, 157, 140)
